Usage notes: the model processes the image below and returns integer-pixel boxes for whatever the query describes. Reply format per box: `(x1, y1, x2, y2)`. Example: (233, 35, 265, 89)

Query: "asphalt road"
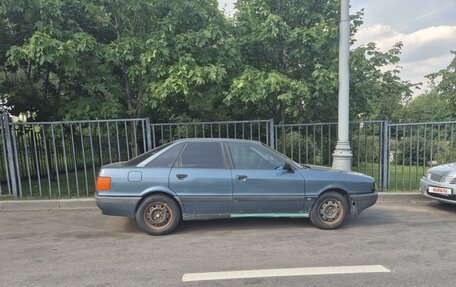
(1, 201, 456, 287)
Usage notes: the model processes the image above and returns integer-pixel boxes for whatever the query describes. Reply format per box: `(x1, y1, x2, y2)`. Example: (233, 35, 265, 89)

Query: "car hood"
(301, 164, 374, 179)
(427, 162, 456, 176)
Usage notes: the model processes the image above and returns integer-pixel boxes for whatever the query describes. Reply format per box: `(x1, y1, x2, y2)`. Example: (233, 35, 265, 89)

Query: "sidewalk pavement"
(0, 192, 429, 211)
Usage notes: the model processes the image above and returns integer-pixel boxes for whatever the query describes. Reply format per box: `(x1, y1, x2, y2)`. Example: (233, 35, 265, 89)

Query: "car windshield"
(123, 143, 172, 166)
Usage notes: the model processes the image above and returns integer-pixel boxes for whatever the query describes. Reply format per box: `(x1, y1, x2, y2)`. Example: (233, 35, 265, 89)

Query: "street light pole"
(332, 0, 352, 170)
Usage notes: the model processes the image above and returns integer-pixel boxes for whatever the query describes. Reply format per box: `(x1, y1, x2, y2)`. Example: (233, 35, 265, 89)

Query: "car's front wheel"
(136, 195, 181, 235)
(310, 191, 348, 230)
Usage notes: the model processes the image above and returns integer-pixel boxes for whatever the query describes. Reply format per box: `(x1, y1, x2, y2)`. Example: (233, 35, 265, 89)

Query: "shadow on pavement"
(121, 218, 143, 234)
(118, 202, 453, 235)
(429, 201, 456, 213)
(175, 217, 314, 234)
(119, 209, 400, 235)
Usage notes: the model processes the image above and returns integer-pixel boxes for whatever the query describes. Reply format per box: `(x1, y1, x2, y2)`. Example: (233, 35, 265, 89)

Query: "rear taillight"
(96, 176, 111, 191)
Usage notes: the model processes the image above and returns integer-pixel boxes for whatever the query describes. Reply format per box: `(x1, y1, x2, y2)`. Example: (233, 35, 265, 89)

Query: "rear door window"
(176, 142, 225, 168)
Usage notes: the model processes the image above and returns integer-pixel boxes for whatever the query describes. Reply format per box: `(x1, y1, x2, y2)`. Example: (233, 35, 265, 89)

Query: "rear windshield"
(123, 143, 172, 166)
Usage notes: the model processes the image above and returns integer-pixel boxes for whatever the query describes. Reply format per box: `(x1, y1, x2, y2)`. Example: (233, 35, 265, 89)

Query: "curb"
(1, 192, 430, 211)
(1, 198, 97, 211)
(377, 192, 430, 202)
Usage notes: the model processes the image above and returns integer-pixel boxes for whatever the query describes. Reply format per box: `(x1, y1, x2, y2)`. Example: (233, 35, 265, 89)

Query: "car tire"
(310, 191, 348, 230)
(136, 195, 181, 235)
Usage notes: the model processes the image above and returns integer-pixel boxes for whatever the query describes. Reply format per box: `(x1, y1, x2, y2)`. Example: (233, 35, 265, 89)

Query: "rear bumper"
(95, 195, 141, 219)
(349, 192, 378, 216)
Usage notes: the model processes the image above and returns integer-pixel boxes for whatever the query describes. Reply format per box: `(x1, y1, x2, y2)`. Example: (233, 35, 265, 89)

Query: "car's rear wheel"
(310, 191, 348, 230)
(136, 195, 181, 235)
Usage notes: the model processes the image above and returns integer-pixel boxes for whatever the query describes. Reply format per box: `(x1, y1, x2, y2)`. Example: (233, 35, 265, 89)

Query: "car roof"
(173, 138, 263, 144)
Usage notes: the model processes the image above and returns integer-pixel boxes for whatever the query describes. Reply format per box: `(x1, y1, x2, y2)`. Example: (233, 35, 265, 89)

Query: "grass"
(1, 167, 96, 200)
(358, 162, 427, 192)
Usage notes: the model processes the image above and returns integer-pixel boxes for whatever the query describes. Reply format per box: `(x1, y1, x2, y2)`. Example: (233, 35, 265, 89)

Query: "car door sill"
(182, 212, 310, 220)
(230, 213, 309, 218)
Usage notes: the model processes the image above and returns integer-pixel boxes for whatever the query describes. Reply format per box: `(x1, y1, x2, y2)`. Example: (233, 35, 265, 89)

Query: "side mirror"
(283, 163, 294, 173)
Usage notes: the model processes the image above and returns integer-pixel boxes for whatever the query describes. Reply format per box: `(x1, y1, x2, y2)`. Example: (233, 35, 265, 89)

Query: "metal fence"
(387, 122, 456, 191)
(276, 120, 456, 191)
(1, 116, 151, 198)
(151, 120, 275, 148)
(275, 121, 388, 189)
(1, 113, 456, 199)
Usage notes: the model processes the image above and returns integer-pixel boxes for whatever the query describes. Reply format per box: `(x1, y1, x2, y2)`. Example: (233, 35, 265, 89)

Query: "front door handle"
(176, 174, 188, 180)
(236, 175, 248, 181)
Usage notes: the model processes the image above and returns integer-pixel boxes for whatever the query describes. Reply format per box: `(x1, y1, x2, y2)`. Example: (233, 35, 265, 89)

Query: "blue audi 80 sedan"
(96, 138, 377, 235)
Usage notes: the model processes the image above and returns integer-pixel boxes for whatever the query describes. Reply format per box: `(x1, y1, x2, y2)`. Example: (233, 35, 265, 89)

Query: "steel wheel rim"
(318, 199, 343, 223)
(144, 202, 173, 230)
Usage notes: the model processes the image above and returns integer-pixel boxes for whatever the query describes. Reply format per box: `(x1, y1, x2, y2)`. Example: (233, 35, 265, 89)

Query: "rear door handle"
(176, 174, 188, 180)
(236, 175, 248, 181)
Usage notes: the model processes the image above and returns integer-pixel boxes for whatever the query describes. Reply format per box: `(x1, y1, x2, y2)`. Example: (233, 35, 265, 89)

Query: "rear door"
(169, 141, 232, 214)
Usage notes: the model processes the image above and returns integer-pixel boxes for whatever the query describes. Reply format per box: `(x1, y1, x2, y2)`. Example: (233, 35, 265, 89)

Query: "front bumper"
(96, 195, 141, 218)
(349, 192, 378, 216)
(420, 178, 456, 205)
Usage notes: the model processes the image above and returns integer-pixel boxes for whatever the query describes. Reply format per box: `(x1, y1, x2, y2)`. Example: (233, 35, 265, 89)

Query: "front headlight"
(444, 176, 456, 184)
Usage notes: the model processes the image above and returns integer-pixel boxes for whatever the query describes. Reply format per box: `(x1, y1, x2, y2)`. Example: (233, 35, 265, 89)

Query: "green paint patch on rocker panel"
(230, 213, 309, 218)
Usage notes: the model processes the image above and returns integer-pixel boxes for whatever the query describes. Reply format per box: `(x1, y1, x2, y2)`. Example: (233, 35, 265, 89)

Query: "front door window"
(227, 143, 283, 170)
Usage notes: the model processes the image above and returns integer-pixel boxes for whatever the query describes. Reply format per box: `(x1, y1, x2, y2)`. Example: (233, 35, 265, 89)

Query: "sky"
(218, 0, 456, 96)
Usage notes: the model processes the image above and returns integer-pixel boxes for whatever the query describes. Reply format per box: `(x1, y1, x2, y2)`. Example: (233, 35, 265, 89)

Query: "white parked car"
(420, 163, 456, 204)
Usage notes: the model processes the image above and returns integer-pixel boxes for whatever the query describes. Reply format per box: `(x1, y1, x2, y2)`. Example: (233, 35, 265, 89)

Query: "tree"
(426, 51, 456, 117)
(395, 92, 450, 123)
(225, 0, 339, 124)
(225, 2, 415, 124)
(1, 0, 417, 124)
(349, 42, 416, 120)
(99, 0, 239, 122)
(1, 0, 238, 122)
(0, 0, 121, 120)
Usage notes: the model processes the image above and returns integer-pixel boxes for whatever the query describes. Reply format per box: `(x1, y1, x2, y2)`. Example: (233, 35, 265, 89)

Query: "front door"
(226, 142, 305, 213)
(169, 141, 232, 214)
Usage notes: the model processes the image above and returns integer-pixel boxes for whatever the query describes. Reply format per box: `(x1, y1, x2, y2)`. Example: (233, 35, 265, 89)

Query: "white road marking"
(182, 265, 391, 282)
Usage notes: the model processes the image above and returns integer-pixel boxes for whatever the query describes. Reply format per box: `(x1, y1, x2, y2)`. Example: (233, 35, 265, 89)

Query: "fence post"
(10, 124, 22, 197)
(382, 121, 389, 190)
(151, 125, 156, 149)
(2, 113, 19, 198)
(269, 119, 275, 149)
(145, 118, 152, 151)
